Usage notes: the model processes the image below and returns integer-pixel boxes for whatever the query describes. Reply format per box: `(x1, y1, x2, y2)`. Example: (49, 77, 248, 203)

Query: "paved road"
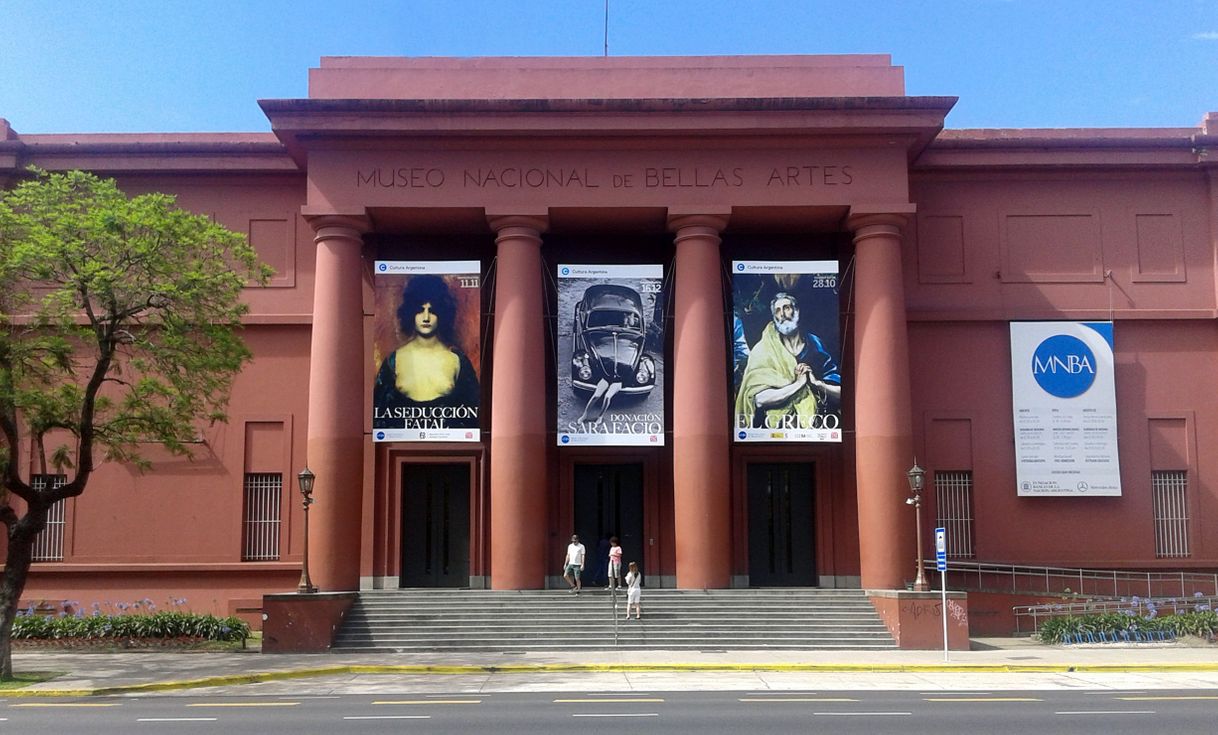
(3, 690, 1217, 734)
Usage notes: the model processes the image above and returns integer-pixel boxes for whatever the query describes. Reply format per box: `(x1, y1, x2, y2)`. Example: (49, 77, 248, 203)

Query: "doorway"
(747, 462, 817, 586)
(400, 463, 470, 587)
(573, 463, 645, 587)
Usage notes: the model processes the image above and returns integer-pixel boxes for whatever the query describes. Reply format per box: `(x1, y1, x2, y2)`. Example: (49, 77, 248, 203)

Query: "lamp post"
(905, 461, 929, 592)
(297, 467, 317, 593)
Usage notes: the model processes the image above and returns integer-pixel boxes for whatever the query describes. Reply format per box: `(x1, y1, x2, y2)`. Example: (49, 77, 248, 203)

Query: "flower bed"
(13, 599, 250, 645)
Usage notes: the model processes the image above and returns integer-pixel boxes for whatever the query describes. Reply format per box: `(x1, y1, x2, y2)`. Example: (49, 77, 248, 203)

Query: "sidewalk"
(9, 638, 1218, 696)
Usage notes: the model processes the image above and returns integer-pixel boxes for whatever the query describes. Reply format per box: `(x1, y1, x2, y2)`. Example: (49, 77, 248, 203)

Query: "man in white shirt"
(563, 534, 586, 594)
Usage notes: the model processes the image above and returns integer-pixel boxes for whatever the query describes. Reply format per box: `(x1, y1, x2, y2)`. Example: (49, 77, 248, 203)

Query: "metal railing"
(1014, 595, 1218, 634)
(931, 560, 1218, 600)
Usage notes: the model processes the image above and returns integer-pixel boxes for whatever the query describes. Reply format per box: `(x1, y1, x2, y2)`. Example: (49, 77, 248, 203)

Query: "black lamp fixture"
(905, 461, 928, 592)
(296, 466, 317, 594)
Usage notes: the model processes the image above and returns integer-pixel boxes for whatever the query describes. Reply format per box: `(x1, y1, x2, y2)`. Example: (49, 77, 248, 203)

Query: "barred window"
(1152, 470, 1190, 558)
(31, 474, 67, 562)
(242, 473, 282, 561)
(934, 470, 975, 559)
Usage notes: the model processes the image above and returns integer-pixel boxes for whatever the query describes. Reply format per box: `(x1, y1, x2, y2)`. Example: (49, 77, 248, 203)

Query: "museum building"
(2, 56, 1216, 627)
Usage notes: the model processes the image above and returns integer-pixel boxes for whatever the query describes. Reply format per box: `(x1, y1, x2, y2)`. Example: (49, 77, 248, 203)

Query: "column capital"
(666, 209, 731, 235)
(302, 208, 370, 243)
(486, 213, 548, 234)
(846, 204, 916, 239)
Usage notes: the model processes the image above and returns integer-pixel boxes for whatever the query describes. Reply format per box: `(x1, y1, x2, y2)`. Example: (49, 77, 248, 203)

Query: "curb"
(6, 661, 1218, 697)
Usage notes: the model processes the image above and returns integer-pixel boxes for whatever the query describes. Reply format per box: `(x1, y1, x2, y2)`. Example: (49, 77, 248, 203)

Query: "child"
(625, 561, 642, 619)
(607, 536, 623, 591)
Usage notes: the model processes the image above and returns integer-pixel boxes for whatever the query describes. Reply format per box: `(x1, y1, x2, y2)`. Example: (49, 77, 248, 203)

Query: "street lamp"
(297, 466, 317, 593)
(905, 461, 929, 592)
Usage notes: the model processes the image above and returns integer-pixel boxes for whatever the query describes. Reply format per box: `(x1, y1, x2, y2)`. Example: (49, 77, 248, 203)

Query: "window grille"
(31, 474, 67, 562)
(1152, 470, 1190, 558)
(933, 470, 975, 559)
(242, 473, 282, 561)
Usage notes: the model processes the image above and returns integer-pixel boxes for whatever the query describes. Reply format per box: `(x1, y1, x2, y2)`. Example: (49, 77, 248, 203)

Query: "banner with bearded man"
(731, 260, 843, 442)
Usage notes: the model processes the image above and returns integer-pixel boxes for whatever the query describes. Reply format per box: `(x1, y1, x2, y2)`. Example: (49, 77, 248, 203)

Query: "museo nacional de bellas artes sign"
(557, 264, 665, 447)
(371, 261, 482, 443)
(732, 260, 843, 443)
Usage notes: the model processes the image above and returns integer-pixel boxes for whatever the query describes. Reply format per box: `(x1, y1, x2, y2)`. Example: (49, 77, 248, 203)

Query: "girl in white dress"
(625, 561, 642, 620)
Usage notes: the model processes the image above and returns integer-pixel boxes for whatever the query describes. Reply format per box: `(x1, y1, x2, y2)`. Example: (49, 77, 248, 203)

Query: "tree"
(0, 170, 270, 678)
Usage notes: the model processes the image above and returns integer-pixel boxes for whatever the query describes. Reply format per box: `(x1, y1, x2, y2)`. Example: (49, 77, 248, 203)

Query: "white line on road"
(573, 713, 659, 718)
(344, 715, 432, 720)
(585, 692, 654, 696)
(814, 712, 912, 716)
(1056, 711, 1156, 716)
(138, 718, 219, 722)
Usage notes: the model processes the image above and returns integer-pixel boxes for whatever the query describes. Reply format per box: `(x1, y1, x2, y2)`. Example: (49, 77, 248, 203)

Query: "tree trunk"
(0, 509, 44, 680)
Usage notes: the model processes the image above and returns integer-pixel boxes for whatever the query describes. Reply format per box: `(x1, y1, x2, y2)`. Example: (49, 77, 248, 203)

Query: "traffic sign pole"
(935, 527, 948, 662)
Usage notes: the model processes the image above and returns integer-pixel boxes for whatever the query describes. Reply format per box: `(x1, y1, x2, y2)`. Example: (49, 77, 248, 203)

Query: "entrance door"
(573, 463, 644, 586)
(747, 462, 817, 586)
(400, 463, 470, 587)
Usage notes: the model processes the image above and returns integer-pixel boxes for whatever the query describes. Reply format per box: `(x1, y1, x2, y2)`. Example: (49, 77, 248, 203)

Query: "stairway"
(332, 588, 896, 652)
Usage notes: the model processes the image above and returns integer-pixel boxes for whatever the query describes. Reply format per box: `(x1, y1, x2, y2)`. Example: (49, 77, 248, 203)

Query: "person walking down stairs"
(625, 561, 642, 619)
(563, 534, 586, 594)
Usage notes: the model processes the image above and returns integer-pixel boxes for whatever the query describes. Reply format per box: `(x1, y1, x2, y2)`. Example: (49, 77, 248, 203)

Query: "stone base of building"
(261, 592, 358, 653)
(868, 589, 970, 650)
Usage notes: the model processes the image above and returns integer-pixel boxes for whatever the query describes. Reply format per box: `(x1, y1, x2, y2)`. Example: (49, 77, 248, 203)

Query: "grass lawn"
(0, 672, 64, 688)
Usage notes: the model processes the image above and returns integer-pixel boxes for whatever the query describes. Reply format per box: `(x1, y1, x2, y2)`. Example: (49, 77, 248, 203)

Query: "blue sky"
(2, 0, 1216, 133)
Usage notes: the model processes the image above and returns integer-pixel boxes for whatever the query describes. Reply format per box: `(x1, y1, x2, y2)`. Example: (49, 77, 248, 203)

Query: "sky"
(2, 0, 1216, 134)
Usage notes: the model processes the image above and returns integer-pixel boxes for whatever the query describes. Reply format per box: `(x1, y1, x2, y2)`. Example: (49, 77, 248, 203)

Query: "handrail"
(927, 560, 1218, 599)
(1013, 595, 1218, 634)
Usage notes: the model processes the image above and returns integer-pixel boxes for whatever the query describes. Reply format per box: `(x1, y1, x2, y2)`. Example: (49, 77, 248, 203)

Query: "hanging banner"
(1010, 321, 1121, 496)
(557, 264, 665, 446)
(732, 260, 843, 442)
(372, 261, 481, 442)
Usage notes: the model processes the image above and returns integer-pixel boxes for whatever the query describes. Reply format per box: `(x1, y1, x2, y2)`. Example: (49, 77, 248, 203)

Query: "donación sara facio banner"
(1010, 321, 1121, 496)
(557, 264, 665, 446)
(732, 260, 843, 443)
(372, 260, 482, 442)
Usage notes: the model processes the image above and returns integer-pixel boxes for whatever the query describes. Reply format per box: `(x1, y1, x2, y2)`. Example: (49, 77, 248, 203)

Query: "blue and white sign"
(935, 527, 947, 572)
(1010, 322, 1121, 497)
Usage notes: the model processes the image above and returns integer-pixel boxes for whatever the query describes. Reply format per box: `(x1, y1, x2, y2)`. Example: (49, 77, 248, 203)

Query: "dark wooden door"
(573, 463, 645, 585)
(400, 463, 470, 587)
(747, 462, 817, 586)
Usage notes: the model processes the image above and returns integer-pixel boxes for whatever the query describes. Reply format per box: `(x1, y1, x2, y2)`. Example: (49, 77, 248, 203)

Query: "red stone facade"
(2, 56, 1215, 622)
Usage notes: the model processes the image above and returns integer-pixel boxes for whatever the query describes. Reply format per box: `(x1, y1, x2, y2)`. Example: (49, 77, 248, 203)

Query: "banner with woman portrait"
(372, 261, 481, 442)
(731, 260, 843, 442)
(557, 264, 665, 446)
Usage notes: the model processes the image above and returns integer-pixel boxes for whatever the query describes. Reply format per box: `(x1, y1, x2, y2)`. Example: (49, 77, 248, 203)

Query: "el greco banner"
(372, 261, 481, 442)
(1010, 321, 1121, 497)
(732, 260, 843, 442)
(557, 264, 665, 446)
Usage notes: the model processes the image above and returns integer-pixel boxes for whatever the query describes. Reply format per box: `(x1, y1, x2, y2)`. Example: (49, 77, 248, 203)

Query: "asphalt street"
(3, 690, 1217, 734)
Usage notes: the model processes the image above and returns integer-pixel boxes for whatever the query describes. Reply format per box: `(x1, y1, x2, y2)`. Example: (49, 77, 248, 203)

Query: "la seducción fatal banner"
(1010, 321, 1121, 497)
(371, 260, 482, 443)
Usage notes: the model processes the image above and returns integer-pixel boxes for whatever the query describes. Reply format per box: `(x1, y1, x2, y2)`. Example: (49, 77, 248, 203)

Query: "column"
(302, 212, 369, 592)
(669, 212, 732, 588)
(488, 214, 549, 589)
(847, 209, 915, 591)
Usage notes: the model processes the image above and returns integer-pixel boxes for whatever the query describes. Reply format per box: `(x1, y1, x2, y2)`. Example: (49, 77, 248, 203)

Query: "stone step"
(333, 588, 894, 652)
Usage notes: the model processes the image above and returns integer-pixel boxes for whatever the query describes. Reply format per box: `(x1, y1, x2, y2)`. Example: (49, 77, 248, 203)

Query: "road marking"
(585, 692, 654, 696)
(573, 713, 659, 718)
(814, 711, 911, 716)
(1056, 710, 1156, 716)
(138, 718, 219, 722)
(373, 699, 481, 705)
(344, 715, 432, 720)
(1118, 696, 1218, 701)
(924, 697, 1042, 702)
(12, 703, 121, 708)
(186, 702, 299, 707)
(555, 698, 664, 703)
(739, 698, 858, 703)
